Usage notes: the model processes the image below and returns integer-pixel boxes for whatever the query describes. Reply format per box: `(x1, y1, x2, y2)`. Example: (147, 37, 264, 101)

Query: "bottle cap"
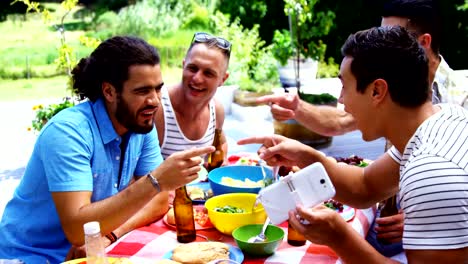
(83, 221, 101, 235)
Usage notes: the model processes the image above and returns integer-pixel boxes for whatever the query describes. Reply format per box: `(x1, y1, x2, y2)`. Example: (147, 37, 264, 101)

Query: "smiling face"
(338, 57, 380, 141)
(181, 44, 229, 103)
(113, 64, 164, 134)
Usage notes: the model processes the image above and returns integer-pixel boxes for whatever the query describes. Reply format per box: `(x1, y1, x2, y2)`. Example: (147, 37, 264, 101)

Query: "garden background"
(1, 0, 467, 102)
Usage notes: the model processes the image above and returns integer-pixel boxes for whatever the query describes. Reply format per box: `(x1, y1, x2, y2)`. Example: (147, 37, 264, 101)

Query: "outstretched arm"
(257, 93, 357, 136)
(238, 134, 399, 208)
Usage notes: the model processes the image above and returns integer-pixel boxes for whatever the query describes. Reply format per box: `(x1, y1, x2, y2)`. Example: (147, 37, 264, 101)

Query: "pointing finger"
(179, 146, 215, 159)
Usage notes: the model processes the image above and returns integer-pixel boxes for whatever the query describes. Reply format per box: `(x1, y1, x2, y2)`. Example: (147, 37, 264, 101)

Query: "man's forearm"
(112, 191, 169, 240)
(329, 223, 399, 264)
(295, 100, 357, 136)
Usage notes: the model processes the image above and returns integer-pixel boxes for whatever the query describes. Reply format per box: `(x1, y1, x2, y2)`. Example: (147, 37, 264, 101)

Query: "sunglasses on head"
(191, 32, 232, 52)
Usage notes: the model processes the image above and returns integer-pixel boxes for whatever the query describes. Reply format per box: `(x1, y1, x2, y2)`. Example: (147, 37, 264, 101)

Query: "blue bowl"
(208, 165, 273, 196)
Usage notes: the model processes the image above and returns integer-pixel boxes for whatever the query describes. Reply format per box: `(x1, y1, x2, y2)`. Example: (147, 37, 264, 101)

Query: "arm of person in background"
(374, 210, 404, 243)
(214, 98, 228, 165)
(289, 205, 399, 264)
(256, 93, 357, 136)
(54, 146, 214, 247)
(237, 134, 399, 208)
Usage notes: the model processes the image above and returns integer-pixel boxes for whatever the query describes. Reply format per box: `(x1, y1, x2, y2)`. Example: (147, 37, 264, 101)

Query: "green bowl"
(232, 224, 285, 257)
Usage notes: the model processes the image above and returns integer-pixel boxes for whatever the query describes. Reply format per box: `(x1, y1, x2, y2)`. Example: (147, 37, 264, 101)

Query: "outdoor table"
(105, 206, 376, 263)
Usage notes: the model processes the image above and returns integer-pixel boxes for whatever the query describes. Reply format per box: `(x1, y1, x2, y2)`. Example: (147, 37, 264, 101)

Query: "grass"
(0, 2, 184, 102)
(0, 65, 182, 102)
(0, 5, 93, 79)
(0, 76, 72, 102)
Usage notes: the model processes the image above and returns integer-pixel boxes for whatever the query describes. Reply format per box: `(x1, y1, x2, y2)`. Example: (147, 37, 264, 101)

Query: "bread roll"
(172, 242, 230, 264)
(167, 207, 175, 225)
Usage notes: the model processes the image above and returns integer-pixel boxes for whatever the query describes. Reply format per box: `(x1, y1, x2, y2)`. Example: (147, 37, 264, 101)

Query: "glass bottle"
(287, 220, 306, 246)
(207, 128, 224, 171)
(83, 221, 108, 264)
(377, 195, 399, 244)
(173, 186, 196, 243)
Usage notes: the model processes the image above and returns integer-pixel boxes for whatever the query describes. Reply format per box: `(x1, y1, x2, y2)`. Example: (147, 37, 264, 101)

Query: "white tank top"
(160, 86, 216, 159)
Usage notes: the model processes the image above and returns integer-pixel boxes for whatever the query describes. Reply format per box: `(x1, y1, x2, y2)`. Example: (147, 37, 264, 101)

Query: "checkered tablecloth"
(106, 207, 376, 264)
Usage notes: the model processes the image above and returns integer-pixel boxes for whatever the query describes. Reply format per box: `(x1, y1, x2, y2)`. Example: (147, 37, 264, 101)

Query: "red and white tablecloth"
(106, 207, 376, 264)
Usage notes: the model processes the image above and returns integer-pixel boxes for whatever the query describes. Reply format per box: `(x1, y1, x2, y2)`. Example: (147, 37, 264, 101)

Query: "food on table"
(214, 205, 246, 213)
(166, 207, 211, 227)
(237, 156, 258, 165)
(335, 155, 369, 167)
(186, 186, 205, 201)
(220, 176, 264, 187)
(171, 241, 230, 264)
(324, 155, 369, 214)
(324, 199, 344, 212)
(193, 208, 211, 227)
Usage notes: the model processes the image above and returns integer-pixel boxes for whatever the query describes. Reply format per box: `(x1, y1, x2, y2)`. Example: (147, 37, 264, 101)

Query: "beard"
(115, 94, 154, 134)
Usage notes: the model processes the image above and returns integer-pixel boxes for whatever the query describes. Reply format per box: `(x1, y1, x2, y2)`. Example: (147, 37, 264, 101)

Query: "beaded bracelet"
(147, 172, 161, 193)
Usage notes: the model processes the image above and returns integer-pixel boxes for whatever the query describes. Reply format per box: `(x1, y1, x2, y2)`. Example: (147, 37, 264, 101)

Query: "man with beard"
(155, 32, 230, 165)
(0, 36, 214, 263)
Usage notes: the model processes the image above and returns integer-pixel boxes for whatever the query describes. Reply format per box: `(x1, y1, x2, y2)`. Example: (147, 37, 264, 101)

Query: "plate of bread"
(162, 242, 244, 264)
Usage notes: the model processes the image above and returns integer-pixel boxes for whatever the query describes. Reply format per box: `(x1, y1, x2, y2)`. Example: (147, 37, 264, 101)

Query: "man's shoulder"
(42, 101, 94, 134)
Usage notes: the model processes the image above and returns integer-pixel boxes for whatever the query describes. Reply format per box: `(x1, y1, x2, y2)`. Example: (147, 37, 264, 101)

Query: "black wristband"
(105, 231, 118, 244)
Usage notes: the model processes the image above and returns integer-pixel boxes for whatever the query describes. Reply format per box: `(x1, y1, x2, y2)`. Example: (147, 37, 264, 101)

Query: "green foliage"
(316, 57, 339, 78)
(211, 12, 279, 92)
(298, 91, 336, 105)
(458, 0, 468, 10)
(31, 97, 75, 132)
(115, 0, 193, 39)
(271, 29, 293, 66)
(147, 30, 194, 68)
(280, 0, 335, 62)
(217, 0, 268, 30)
(181, 2, 211, 30)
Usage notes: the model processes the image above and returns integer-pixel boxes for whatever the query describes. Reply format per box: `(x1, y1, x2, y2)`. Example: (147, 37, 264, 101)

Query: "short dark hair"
(71, 36, 160, 102)
(382, 0, 441, 54)
(341, 26, 429, 108)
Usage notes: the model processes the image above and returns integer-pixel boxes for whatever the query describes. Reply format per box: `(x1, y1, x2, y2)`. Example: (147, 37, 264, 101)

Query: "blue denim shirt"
(0, 98, 163, 264)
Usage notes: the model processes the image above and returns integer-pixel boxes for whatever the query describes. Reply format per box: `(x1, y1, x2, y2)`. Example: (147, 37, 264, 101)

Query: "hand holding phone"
(256, 162, 336, 225)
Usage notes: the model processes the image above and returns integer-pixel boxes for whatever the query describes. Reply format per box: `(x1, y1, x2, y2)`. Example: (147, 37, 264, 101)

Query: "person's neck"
(171, 83, 210, 119)
(427, 51, 441, 84)
(385, 102, 440, 153)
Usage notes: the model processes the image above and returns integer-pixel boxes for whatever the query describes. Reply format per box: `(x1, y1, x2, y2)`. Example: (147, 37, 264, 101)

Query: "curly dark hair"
(341, 26, 429, 108)
(71, 36, 160, 102)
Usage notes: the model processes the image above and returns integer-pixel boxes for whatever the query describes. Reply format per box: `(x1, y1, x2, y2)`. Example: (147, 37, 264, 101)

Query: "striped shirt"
(160, 86, 216, 159)
(387, 104, 468, 250)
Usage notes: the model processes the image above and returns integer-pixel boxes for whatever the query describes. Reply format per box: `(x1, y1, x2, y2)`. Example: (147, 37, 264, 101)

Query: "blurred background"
(0, 0, 467, 101)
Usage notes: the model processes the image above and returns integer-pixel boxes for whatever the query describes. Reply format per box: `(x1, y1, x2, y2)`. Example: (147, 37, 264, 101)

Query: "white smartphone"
(256, 162, 336, 225)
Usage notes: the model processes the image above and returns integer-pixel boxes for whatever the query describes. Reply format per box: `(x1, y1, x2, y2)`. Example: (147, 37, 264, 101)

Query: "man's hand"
(288, 205, 348, 246)
(154, 146, 214, 191)
(256, 93, 300, 121)
(374, 211, 404, 243)
(237, 134, 320, 168)
(64, 236, 112, 260)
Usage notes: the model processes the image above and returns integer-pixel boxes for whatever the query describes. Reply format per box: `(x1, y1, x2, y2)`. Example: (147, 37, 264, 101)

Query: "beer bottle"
(378, 195, 399, 244)
(287, 220, 306, 246)
(379, 195, 398, 218)
(173, 186, 196, 243)
(207, 128, 224, 171)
